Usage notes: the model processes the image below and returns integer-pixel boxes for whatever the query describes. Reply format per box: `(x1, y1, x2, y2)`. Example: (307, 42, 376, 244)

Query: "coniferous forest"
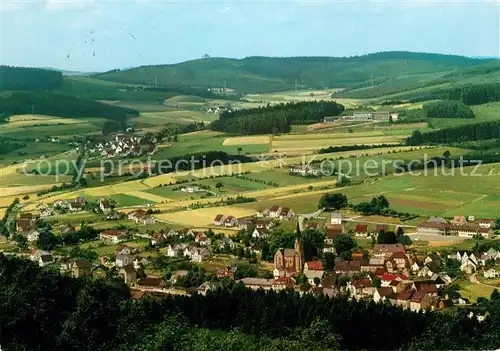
(0, 66, 63, 92)
(446, 83, 500, 105)
(0, 255, 500, 350)
(422, 100, 475, 119)
(210, 101, 344, 134)
(405, 120, 500, 145)
(0, 92, 139, 121)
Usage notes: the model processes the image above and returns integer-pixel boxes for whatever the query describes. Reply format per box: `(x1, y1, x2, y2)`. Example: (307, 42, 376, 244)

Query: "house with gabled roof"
(213, 214, 226, 226)
(334, 260, 361, 276)
(224, 215, 238, 227)
(410, 291, 433, 312)
(100, 229, 128, 244)
(252, 228, 268, 239)
(373, 287, 394, 303)
(373, 244, 406, 258)
(355, 224, 368, 237)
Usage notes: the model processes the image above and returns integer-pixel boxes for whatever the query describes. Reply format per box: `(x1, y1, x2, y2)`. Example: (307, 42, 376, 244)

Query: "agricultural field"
(428, 102, 500, 129)
(155, 205, 256, 227)
(270, 131, 407, 153)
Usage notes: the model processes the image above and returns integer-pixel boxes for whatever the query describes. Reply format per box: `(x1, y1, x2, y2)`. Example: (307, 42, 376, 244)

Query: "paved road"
(298, 209, 325, 231)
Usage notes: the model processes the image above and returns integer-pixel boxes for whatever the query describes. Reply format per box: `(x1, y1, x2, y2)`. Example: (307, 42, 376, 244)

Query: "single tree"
(318, 193, 348, 210)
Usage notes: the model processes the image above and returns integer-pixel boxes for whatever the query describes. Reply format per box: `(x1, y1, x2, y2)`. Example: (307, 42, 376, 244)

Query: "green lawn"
(110, 194, 154, 207)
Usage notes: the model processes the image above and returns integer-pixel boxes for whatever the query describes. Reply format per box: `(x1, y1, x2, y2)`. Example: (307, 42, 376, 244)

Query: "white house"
(27, 229, 40, 243)
(252, 228, 268, 239)
(213, 214, 226, 226)
(484, 268, 499, 279)
(184, 247, 211, 263)
(224, 216, 239, 227)
(115, 254, 133, 268)
(330, 213, 342, 225)
(100, 230, 128, 244)
(38, 254, 54, 267)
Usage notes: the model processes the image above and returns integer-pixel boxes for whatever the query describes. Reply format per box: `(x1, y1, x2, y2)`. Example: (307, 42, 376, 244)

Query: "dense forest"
(0, 255, 499, 350)
(446, 83, 500, 105)
(422, 100, 475, 119)
(0, 92, 139, 121)
(0, 66, 62, 91)
(210, 101, 344, 134)
(406, 121, 500, 145)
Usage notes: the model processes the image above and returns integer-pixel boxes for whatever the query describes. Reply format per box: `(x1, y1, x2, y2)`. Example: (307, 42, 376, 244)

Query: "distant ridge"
(92, 51, 495, 93)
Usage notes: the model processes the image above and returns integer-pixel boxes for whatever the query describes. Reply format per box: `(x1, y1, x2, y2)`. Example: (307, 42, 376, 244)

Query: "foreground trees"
(0, 254, 499, 350)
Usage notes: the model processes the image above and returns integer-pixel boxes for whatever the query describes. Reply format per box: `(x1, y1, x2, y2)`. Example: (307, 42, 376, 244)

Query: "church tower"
(294, 220, 304, 273)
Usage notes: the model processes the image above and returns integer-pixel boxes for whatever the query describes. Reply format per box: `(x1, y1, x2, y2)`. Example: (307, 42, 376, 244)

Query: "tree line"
(422, 100, 475, 119)
(0, 92, 139, 121)
(1, 254, 500, 350)
(0, 66, 62, 92)
(210, 101, 344, 135)
(446, 83, 500, 105)
(406, 121, 500, 145)
(0, 137, 26, 155)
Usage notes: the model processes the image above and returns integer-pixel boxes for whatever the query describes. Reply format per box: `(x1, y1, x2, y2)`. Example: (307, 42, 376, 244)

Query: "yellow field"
(0, 208, 5, 218)
(222, 136, 270, 146)
(0, 185, 53, 197)
(155, 206, 256, 226)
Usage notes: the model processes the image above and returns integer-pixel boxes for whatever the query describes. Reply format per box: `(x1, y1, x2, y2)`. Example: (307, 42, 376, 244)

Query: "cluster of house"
(323, 111, 398, 122)
(205, 106, 239, 115)
(256, 205, 295, 220)
(211, 208, 293, 231)
(333, 244, 458, 312)
(289, 165, 321, 177)
(49, 197, 114, 215)
(127, 209, 156, 225)
(213, 214, 240, 228)
(180, 185, 204, 193)
(86, 135, 156, 158)
(15, 213, 42, 242)
(416, 216, 495, 239)
(447, 248, 500, 277)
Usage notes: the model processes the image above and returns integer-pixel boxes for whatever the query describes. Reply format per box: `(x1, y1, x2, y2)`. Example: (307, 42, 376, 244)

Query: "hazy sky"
(0, 0, 499, 72)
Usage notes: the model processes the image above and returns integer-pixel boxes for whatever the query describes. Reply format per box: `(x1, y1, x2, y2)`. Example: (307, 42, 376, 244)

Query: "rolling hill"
(93, 51, 495, 93)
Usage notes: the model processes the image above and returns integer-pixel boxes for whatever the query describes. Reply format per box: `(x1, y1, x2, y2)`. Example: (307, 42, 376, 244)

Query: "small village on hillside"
(3, 191, 498, 314)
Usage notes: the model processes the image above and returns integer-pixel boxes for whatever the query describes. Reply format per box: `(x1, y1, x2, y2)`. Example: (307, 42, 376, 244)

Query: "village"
(4, 194, 499, 311)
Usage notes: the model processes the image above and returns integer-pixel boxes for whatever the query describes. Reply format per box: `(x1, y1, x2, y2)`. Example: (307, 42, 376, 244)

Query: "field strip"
(274, 131, 386, 140)
(0, 185, 53, 197)
(222, 136, 270, 146)
(155, 206, 256, 226)
(126, 191, 172, 203)
(25, 146, 436, 208)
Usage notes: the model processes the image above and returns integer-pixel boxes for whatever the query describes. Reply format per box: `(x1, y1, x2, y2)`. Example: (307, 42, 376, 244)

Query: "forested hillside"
(0, 255, 499, 350)
(94, 51, 490, 93)
(0, 92, 138, 121)
(210, 101, 344, 134)
(0, 66, 62, 91)
(406, 121, 500, 145)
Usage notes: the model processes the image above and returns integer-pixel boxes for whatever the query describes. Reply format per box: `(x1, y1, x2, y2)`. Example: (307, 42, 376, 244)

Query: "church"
(273, 222, 304, 274)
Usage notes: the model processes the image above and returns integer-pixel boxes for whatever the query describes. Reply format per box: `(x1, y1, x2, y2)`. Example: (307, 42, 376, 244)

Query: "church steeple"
(294, 219, 304, 273)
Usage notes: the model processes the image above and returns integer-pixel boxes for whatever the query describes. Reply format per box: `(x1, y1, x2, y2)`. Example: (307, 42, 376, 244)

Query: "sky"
(0, 0, 499, 72)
